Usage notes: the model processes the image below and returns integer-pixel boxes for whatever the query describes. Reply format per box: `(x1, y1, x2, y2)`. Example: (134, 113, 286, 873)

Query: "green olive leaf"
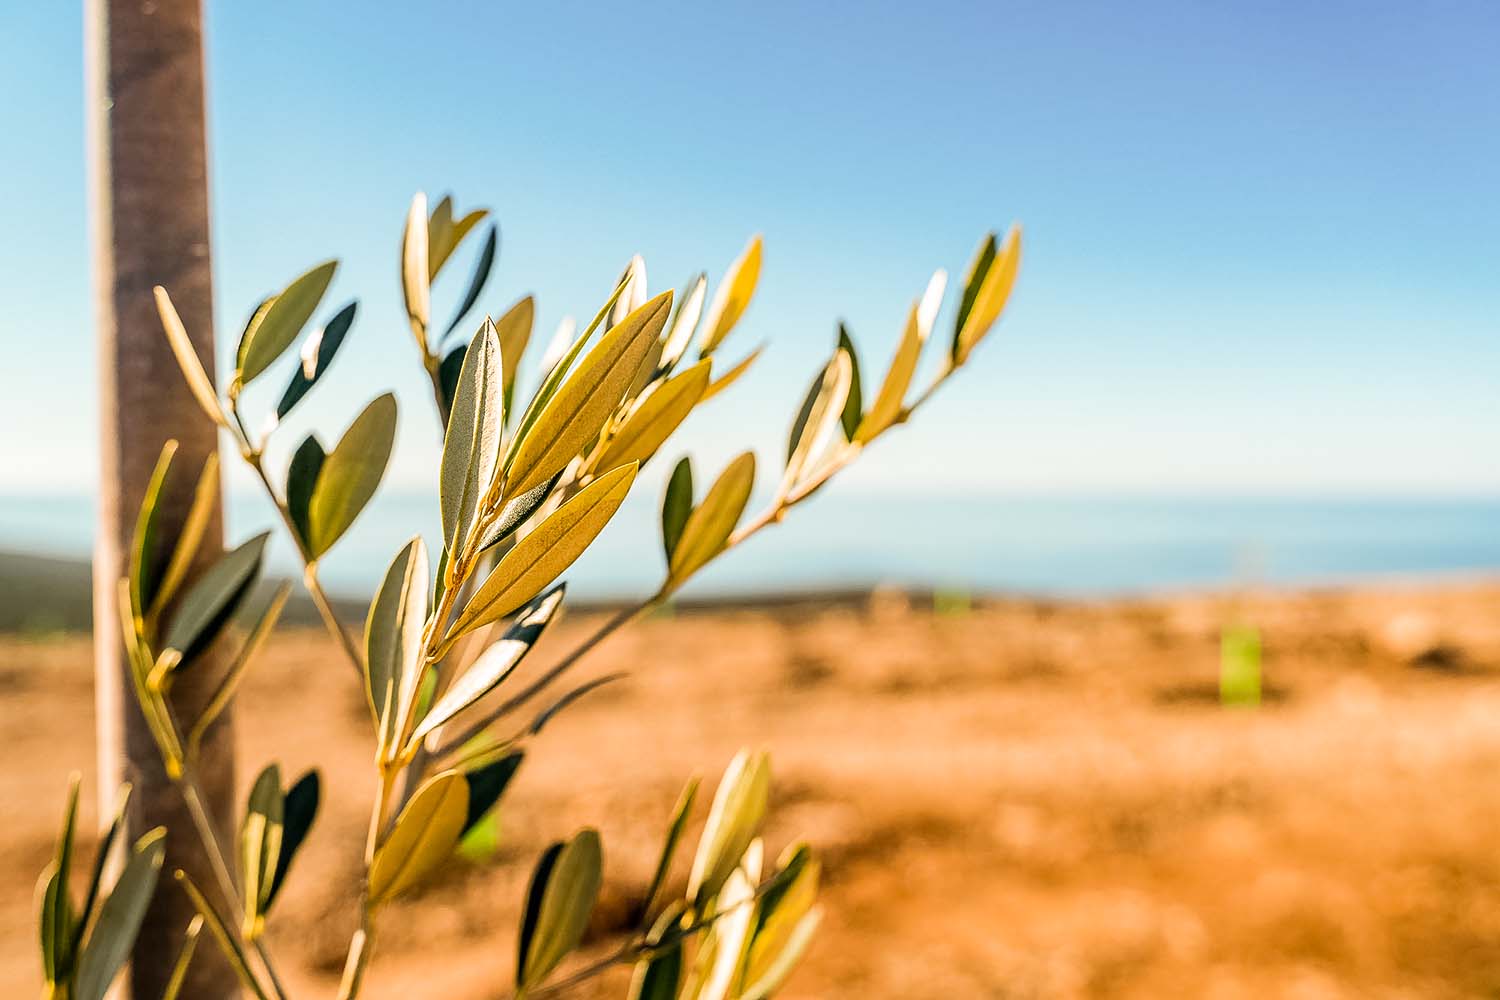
(644, 776, 700, 915)
(687, 749, 771, 908)
(856, 269, 945, 443)
(73, 828, 166, 1000)
(446, 463, 637, 643)
(238, 260, 338, 385)
(161, 532, 269, 666)
(781, 351, 851, 497)
(275, 300, 356, 420)
(660, 457, 694, 564)
(443, 223, 498, 339)
(307, 393, 397, 558)
(594, 358, 710, 473)
(365, 537, 429, 754)
(517, 828, 603, 991)
(285, 435, 326, 551)
(954, 225, 1021, 365)
(153, 287, 226, 426)
(368, 771, 468, 904)
(699, 235, 763, 356)
(667, 452, 755, 588)
(836, 324, 863, 441)
(658, 273, 707, 376)
(239, 764, 283, 939)
(266, 770, 319, 909)
(461, 750, 524, 836)
(441, 320, 504, 555)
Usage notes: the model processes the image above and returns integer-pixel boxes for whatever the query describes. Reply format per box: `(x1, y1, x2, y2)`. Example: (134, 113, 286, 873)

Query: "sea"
(2, 490, 1496, 603)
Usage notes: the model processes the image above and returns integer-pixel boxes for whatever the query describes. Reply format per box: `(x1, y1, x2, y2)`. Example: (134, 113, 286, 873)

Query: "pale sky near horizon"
(3, 1, 1497, 498)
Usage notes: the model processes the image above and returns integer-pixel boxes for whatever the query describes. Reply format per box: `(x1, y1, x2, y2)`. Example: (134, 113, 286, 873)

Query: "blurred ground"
(4, 581, 1500, 998)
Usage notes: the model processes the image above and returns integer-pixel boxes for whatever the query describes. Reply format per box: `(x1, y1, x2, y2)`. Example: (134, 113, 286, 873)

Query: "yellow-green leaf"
(741, 908, 822, 1000)
(446, 463, 637, 642)
(659, 273, 707, 374)
(239, 764, 283, 939)
(836, 325, 863, 441)
(594, 359, 710, 473)
(954, 225, 1021, 364)
(148, 451, 220, 624)
(307, 393, 397, 558)
(440, 321, 503, 554)
(781, 352, 851, 497)
(74, 829, 166, 1000)
(128, 441, 177, 620)
(504, 292, 671, 496)
(494, 295, 535, 409)
(644, 776, 699, 913)
(402, 192, 431, 346)
(365, 537, 429, 753)
(667, 452, 754, 587)
(517, 828, 603, 991)
(660, 457, 694, 564)
(699, 236, 763, 356)
(153, 286, 225, 425)
(855, 269, 945, 443)
(610, 254, 648, 330)
(699, 345, 763, 405)
(162, 532, 270, 666)
(368, 771, 468, 904)
(745, 843, 820, 988)
(687, 749, 770, 907)
(238, 260, 338, 384)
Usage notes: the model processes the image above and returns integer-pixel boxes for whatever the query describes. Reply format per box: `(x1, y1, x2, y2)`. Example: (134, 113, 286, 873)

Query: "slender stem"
(338, 766, 395, 1000)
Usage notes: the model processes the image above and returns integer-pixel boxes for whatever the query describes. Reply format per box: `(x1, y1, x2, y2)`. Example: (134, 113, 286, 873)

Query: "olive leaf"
(148, 451, 220, 624)
(73, 785, 131, 961)
(474, 472, 561, 555)
(410, 584, 564, 750)
(953, 225, 1021, 365)
(368, 770, 468, 904)
(239, 764, 283, 939)
(275, 300, 356, 420)
(161, 532, 270, 667)
(266, 770, 319, 908)
(402, 192, 432, 346)
(744, 843, 820, 991)
(443, 223, 499, 340)
(39, 776, 80, 985)
(504, 291, 671, 496)
(628, 904, 687, 1000)
(285, 435, 326, 550)
(153, 286, 226, 425)
(660, 457, 694, 564)
(516, 828, 603, 991)
(73, 828, 166, 1000)
(687, 749, 771, 908)
(781, 351, 852, 497)
(365, 537, 429, 754)
(835, 325, 863, 441)
(700, 344, 764, 405)
(667, 452, 755, 588)
(127, 442, 177, 619)
(438, 343, 467, 422)
(440, 320, 503, 555)
(593, 358, 711, 473)
(644, 776, 700, 915)
(492, 295, 535, 411)
(451, 751, 522, 840)
(659, 273, 707, 376)
(740, 908, 822, 1000)
(697, 845, 760, 1000)
(856, 269, 945, 443)
(446, 463, 637, 643)
(306, 393, 397, 558)
(237, 260, 338, 385)
(611, 254, 649, 330)
(699, 235, 763, 356)
(175, 871, 269, 1000)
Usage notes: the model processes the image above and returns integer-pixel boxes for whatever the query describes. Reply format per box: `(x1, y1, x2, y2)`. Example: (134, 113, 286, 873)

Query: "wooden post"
(87, 0, 238, 995)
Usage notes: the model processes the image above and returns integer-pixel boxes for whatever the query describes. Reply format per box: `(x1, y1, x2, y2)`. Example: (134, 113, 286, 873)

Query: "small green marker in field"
(1220, 623, 1262, 708)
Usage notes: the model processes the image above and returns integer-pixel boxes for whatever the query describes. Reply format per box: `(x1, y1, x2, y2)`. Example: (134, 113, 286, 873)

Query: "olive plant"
(37, 192, 1022, 999)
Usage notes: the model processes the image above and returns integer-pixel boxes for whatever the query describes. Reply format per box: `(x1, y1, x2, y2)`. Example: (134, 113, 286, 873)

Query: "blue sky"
(3, 1, 1497, 499)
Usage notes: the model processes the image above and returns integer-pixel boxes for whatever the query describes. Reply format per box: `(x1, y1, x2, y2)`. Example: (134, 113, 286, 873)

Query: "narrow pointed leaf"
(74, 829, 166, 1000)
(644, 776, 700, 914)
(660, 457, 693, 563)
(659, 273, 707, 375)
(835, 325, 863, 441)
(629, 905, 687, 1000)
(234, 296, 276, 377)
(148, 451, 220, 622)
(461, 750, 524, 835)
(411, 585, 564, 748)
(953, 232, 997, 350)
(239, 260, 338, 384)
(128, 442, 177, 618)
(239, 764, 283, 937)
(474, 472, 561, 554)
(276, 300, 356, 419)
(285, 435, 326, 550)
(175, 872, 269, 1000)
(189, 583, 291, 755)
(364, 537, 429, 752)
(48, 775, 81, 973)
(518, 829, 603, 990)
(493, 296, 535, 410)
(747, 843, 819, 983)
(781, 352, 851, 496)
(697, 858, 758, 1000)
(307, 393, 397, 557)
(856, 270, 945, 443)
(162, 533, 269, 665)
(443, 223, 498, 339)
(505, 292, 671, 496)
(427, 196, 453, 280)
(402, 192, 431, 345)
(687, 749, 771, 907)
(611, 255, 648, 330)
(37, 864, 62, 984)
(439, 343, 467, 422)
(667, 452, 754, 586)
(447, 464, 637, 641)
(153, 287, 225, 425)
(368, 771, 468, 903)
(74, 786, 131, 957)
(441, 322, 504, 554)
(159, 915, 204, 1000)
(699, 344, 763, 404)
(954, 225, 1021, 364)
(266, 771, 319, 908)
(594, 359, 710, 473)
(699, 236, 763, 356)
(740, 908, 822, 1000)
